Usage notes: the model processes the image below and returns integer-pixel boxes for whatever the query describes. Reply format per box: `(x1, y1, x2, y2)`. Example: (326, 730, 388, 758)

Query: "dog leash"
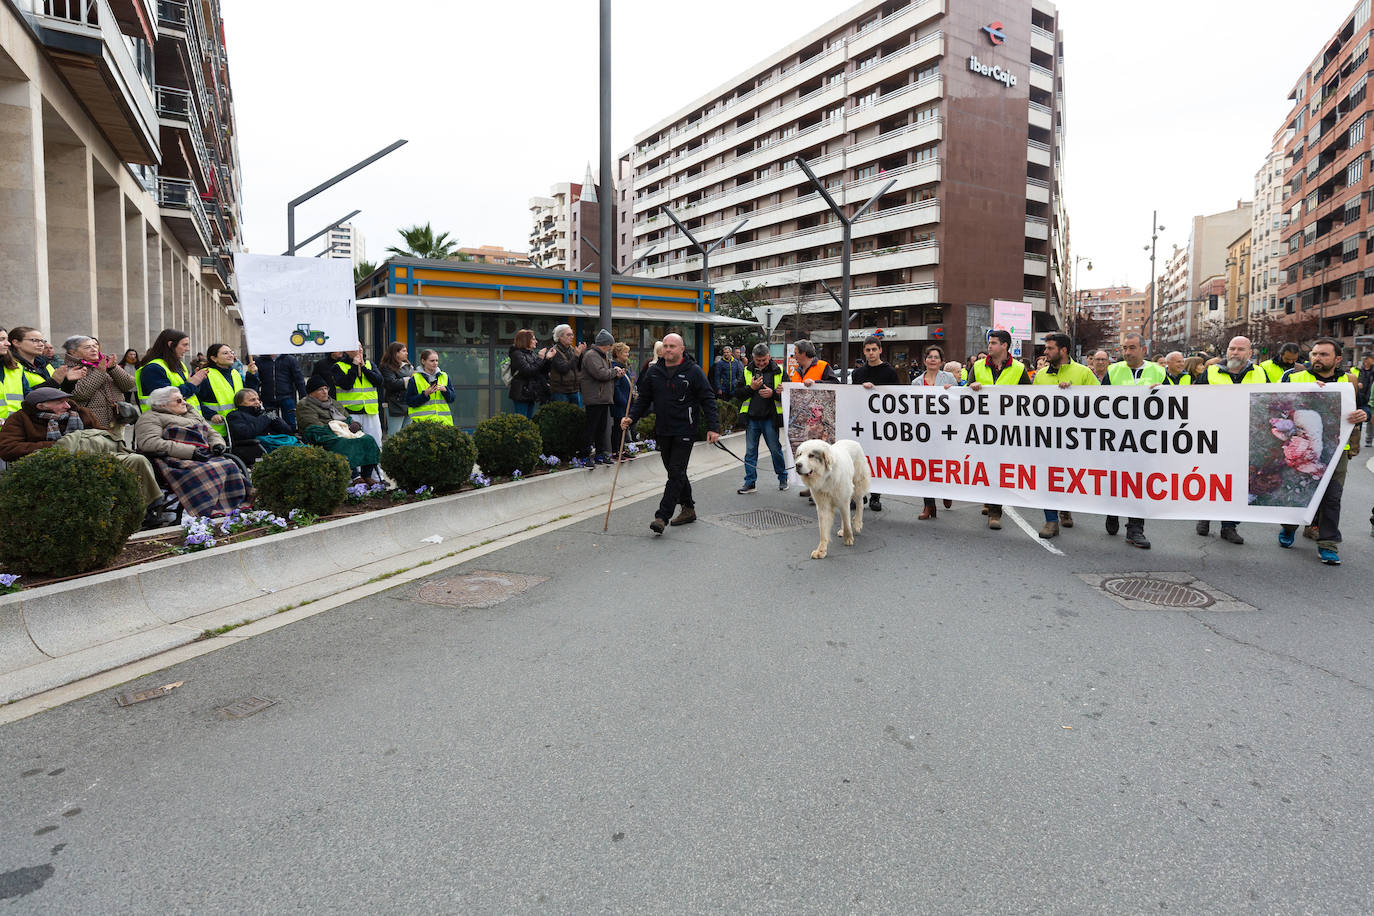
(713, 439, 797, 473)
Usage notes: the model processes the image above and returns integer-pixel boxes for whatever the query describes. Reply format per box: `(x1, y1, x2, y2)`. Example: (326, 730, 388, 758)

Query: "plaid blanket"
(156, 423, 249, 517)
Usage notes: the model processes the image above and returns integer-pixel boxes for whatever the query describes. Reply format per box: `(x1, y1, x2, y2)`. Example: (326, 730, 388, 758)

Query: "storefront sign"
(968, 55, 1017, 88)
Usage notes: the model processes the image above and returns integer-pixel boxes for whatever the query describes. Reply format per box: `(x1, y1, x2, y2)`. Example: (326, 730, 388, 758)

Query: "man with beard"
(1259, 342, 1303, 383)
(1032, 332, 1095, 539)
(1278, 338, 1367, 564)
(1195, 335, 1268, 544)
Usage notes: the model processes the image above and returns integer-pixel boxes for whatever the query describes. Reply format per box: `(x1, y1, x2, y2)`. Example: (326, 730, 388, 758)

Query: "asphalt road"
(3, 456, 1373, 914)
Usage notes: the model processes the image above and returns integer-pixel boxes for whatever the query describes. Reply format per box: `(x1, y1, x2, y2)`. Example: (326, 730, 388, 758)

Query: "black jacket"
(508, 346, 550, 404)
(326, 359, 384, 412)
(851, 361, 899, 386)
(380, 362, 414, 416)
(735, 359, 785, 425)
(227, 406, 296, 441)
(628, 355, 718, 437)
(256, 355, 306, 407)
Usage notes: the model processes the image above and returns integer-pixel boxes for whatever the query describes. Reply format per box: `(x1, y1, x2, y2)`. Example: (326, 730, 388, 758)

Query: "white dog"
(793, 439, 870, 559)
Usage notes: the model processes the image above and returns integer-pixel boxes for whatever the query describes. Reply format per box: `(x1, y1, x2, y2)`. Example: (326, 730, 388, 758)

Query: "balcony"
(155, 86, 211, 184)
(200, 254, 230, 290)
(21, 0, 159, 164)
(156, 176, 211, 255)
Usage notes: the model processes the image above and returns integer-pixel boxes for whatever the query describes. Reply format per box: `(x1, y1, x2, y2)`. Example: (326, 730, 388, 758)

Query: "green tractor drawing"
(289, 323, 329, 347)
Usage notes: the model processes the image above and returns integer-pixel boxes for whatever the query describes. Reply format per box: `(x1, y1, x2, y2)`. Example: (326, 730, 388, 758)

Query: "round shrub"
(634, 413, 657, 442)
(380, 421, 476, 493)
(534, 401, 587, 460)
(0, 449, 142, 576)
(475, 413, 542, 477)
(251, 445, 350, 517)
(716, 400, 740, 434)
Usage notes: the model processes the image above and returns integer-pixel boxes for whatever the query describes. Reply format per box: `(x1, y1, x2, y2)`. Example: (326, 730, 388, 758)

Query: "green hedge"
(0, 449, 142, 576)
(380, 421, 477, 493)
(474, 413, 542, 476)
(251, 445, 350, 517)
(534, 401, 586, 459)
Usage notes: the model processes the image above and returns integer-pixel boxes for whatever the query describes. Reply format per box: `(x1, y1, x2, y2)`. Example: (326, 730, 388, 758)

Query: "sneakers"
(649, 518, 666, 535)
(1125, 528, 1151, 549)
(1105, 516, 1120, 536)
(1060, 511, 1074, 528)
(1319, 547, 1341, 565)
(1220, 526, 1244, 545)
(670, 507, 697, 526)
(987, 511, 1003, 530)
(737, 484, 757, 495)
(1278, 527, 1295, 548)
(778, 481, 789, 491)
(1038, 520, 1059, 539)
(1196, 520, 1211, 536)
(868, 494, 883, 512)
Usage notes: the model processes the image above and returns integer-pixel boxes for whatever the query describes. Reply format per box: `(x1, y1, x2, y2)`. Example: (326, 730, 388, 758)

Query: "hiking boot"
(670, 507, 697, 526)
(987, 511, 1002, 530)
(1278, 527, 1295, 548)
(1220, 526, 1244, 545)
(981, 504, 989, 515)
(737, 484, 757, 495)
(1105, 516, 1120, 536)
(1196, 520, 1211, 536)
(1038, 520, 1059, 539)
(1060, 511, 1074, 528)
(943, 499, 953, 508)
(868, 494, 882, 512)
(649, 518, 666, 535)
(1125, 528, 1151, 549)
(1319, 547, 1341, 565)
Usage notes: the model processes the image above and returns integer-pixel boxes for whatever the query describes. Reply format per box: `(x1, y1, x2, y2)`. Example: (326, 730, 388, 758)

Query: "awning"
(356, 295, 756, 326)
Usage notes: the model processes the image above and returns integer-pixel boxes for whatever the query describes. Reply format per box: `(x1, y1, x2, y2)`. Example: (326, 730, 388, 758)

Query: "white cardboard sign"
(234, 253, 357, 355)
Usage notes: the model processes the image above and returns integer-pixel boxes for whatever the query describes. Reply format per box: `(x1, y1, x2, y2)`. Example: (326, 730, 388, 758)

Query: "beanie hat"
(306, 374, 331, 394)
(595, 329, 614, 347)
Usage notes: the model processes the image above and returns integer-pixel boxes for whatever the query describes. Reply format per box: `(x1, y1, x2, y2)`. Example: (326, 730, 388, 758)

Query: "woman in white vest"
(405, 349, 455, 425)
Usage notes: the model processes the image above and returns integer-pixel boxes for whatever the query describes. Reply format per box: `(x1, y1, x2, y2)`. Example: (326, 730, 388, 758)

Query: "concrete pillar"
(43, 140, 96, 339)
(144, 228, 162, 344)
(0, 79, 49, 330)
(121, 203, 146, 351)
(93, 180, 126, 344)
(160, 242, 177, 333)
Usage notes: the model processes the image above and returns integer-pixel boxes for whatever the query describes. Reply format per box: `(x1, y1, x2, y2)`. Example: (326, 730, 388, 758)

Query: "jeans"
(552, 392, 582, 407)
(385, 410, 410, 436)
(743, 418, 786, 488)
(656, 434, 695, 522)
(511, 400, 536, 419)
(1281, 448, 1349, 548)
(278, 398, 297, 430)
(585, 403, 612, 456)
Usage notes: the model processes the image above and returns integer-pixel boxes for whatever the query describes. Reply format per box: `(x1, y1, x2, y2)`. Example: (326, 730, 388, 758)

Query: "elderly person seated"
(0, 387, 164, 526)
(62, 334, 136, 428)
(296, 375, 381, 483)
(226, 388, 300, 465)
(134, 386, 250, 518)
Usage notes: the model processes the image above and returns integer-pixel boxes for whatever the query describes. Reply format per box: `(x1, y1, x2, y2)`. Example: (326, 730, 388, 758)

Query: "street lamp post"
(1072, 254, 1091, 352)
(662, 209, 748, 290)
(583, 239, 656, 276)
(1142, 211, 1165, 352)
(792, 155, 896, 382)
(598, 0, 613, 333)
(286, 140, 407, 255)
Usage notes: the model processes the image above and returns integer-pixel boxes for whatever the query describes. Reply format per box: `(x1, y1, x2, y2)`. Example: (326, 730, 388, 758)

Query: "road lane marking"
(1005, 506, 1066, 556)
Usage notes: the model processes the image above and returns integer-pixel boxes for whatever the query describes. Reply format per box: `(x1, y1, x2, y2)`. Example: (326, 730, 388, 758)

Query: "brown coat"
(64, 356, 135, 427)
(0, 404, 104, 461)
(133, 406, 225, 460)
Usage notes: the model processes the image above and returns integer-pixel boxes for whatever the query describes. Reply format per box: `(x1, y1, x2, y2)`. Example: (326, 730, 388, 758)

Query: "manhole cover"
(710, 508, 814, 535)
(1102, 577, 1215, 608)
(1077, 572, 1254, 613)
(415, 571, 547, 608)
(217, 696, 276, 719)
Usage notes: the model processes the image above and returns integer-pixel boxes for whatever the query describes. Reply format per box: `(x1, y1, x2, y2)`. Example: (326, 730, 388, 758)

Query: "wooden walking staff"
(603, 423, 631, 531)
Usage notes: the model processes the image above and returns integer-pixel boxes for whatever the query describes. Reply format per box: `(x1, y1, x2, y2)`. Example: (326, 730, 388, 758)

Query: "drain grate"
(217, 696, 276, 720)
(1102, 577, 1215, 609)
(709, 507, 814, 535)
(1077, 572, 1255, 613)
(415, 571, 548, 608)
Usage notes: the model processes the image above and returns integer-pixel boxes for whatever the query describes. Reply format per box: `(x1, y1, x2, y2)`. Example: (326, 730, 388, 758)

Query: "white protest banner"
(233, 253, 357, 355)
(782, 383, 1354, 525)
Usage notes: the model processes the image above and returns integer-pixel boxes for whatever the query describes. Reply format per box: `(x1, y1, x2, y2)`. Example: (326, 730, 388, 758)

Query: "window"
(1348, 156, 1364, 185)
(913, 104, 939, 124)
(915, 63, 939, 82)
(1343, 274, 1358, 299)
(1351, 114, 1367, 146)
(1346, 197, 1362, 223)
(1344, 234, 1360, 262)
(912, 143, 938, 163)
(854, 164, 877, 180)
(1349, 74, 1368, 108)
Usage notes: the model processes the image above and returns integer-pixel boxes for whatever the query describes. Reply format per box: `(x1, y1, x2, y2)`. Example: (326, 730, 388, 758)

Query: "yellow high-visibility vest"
(407, 371, 453, 425)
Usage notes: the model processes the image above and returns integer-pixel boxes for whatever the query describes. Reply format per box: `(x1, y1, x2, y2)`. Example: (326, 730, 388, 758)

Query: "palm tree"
(386, 223, 469, 261)
(353, 259, 377, 285)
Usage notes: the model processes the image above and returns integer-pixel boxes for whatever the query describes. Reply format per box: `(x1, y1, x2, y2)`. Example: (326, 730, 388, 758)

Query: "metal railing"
(156, 176, 212, 249)
(750, 281, 940, 314)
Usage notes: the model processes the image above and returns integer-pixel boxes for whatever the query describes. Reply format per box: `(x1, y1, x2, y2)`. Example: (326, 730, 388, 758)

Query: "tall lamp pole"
(286, 140, 406, 255)
(280, 209, 361, 257)
(663, 210, 749, 289)
(793, 155, 896, 382)
(1072, 254, 1091, 351)
(598, 0, 613, 333)
(1142, 211, 1165, 351)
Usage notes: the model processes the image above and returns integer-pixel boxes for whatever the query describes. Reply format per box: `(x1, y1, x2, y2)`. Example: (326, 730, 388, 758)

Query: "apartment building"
(457, 244, 532, 267)
(1152, 204, 1253, 345)
(1, 0, 244, 350)
(1250, 144, 1288, 316)
(323, 221, 364, 268)
(1117, 290, 1148, 347)
(1276, 0, 1374, 354)
(626, 0, 1067, 364)
(528, 182, 582, 271)
(1154, 245, 1189, 344)
(1074, 285, 1148, 351)
(1224, 230, 1250, 325)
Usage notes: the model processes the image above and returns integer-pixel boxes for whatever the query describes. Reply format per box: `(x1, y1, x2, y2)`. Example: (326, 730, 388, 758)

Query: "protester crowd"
(2, 319, 1369, 566)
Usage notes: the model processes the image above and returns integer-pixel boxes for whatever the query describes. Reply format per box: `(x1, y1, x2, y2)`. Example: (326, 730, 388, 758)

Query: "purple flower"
(512, 470, 523, 480)
(0, 573, 20, 588)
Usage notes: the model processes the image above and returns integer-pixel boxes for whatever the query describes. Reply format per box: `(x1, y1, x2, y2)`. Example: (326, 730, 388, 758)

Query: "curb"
(0, 435, 743, 704)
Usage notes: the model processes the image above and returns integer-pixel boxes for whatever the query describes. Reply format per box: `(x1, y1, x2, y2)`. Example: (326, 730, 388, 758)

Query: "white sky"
(224, 0, 1353, 290)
